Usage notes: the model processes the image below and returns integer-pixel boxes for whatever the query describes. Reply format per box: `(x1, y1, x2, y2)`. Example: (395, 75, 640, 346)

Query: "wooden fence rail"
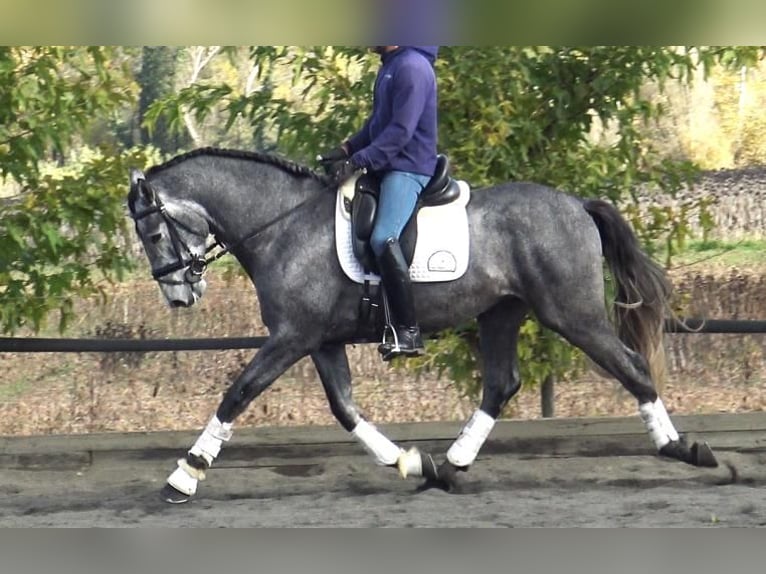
(3, 318, 766, 353)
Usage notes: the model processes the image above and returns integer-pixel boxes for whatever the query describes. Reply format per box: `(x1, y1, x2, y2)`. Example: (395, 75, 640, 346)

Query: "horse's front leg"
(162, 336, 309, 503)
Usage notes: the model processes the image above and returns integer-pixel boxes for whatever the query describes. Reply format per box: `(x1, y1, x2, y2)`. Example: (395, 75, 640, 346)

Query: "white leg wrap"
(351, 420, 402, 466)
(188, 416, 233, 466)
(167, 466, 198, 496)
(447, 409, 496, 467)
(639, 398, 680, 450)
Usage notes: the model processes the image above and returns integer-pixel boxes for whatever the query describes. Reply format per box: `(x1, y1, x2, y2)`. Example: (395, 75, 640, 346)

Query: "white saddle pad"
(334, 176, 471, 284)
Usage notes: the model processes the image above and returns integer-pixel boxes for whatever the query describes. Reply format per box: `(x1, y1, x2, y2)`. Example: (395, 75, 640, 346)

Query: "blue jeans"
(370, 170, 432, 256)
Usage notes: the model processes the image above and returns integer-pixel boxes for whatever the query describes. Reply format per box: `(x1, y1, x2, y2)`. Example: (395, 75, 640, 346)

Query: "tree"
(0, 46, 155, 334)
(137, 46, 187, 153)
(180, 46, 222, 146)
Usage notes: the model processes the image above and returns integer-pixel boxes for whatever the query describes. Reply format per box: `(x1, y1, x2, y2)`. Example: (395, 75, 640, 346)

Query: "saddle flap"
(338, 174, 360, 220)
(351, 174, 380, 241)
(350, 188, 418, 271)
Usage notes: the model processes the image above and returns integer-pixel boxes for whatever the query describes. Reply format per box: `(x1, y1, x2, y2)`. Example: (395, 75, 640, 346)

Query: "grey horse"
(127, 147, 717, 503)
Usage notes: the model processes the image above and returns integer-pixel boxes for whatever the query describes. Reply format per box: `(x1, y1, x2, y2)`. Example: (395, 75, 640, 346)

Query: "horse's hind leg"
(311, 344, 434, 476)
(409, 298, 529, 491)
(536, 302, 717, 468)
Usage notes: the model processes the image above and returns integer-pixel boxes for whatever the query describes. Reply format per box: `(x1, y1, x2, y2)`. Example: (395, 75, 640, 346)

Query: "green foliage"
(0, 47, 130, 187)
(0, 46, 156, 334)
(0, 147, 156, 334)
(410, 320, 584, 403)
(410, 328, 482, 399)
(6, 45, 762, 368)
(146, 46, 377, 160)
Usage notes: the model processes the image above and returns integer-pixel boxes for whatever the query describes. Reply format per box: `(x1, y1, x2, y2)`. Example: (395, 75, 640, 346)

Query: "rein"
(206, 188, 329, 263)
(131, 185, 331, 284)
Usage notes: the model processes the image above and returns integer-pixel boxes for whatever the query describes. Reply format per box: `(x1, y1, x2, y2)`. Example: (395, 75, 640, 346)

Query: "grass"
(0, 379, 28, 400)
(0, 360, 76, 401)
(661, 238, 766, 273)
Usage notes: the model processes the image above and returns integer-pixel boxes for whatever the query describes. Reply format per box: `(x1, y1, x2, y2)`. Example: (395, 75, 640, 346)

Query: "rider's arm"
(345, 117, 373, 155)
(350, 62, 431, 171)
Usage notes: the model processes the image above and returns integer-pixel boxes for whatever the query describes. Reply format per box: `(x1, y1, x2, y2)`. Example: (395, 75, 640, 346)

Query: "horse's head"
(128, 168, 209, 307)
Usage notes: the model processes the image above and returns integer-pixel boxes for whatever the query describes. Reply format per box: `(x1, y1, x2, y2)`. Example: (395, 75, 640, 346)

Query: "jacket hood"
(410, 46, 438, 63)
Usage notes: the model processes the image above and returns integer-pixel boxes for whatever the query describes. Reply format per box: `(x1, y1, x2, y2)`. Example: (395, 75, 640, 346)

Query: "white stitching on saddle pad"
(335, 179, 471, 284)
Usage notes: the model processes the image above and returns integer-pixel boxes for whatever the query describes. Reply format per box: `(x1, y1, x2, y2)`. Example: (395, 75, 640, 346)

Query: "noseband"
(130, 195, 213, 286)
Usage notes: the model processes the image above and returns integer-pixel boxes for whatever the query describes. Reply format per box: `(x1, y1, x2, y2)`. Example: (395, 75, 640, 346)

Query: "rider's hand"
(331, 159, 360, 184)
(317, 145, 348, 175)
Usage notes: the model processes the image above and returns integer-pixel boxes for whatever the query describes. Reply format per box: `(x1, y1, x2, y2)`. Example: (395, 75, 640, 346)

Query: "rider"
(319, 45, 439, 361)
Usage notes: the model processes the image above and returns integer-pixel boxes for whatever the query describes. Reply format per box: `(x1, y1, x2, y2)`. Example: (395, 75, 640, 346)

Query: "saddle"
(348, 154, 462, 273)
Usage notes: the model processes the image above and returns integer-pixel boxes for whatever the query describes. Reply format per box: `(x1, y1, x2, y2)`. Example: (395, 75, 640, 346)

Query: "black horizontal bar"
(2, 318, 766, 354)
(663, 318, 766, 334)
(0, 336, 269, 353)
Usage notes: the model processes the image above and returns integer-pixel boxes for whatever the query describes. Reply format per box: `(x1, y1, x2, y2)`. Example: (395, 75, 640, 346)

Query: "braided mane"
(146, 147, 331, 184)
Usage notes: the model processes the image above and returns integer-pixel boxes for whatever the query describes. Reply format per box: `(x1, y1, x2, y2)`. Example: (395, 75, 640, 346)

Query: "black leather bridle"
(130, 194, 214, 286)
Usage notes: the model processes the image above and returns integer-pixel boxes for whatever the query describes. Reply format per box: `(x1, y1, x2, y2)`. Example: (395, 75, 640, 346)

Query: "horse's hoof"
(416, 461, 464, 493)
(658, 438, 691, 464)
(161, 483, 192, 504)
(690, 441, 719, 468)
(416, 477, 451, 493)
(397, 447, 421, 479)
(659, 438, 719, 469)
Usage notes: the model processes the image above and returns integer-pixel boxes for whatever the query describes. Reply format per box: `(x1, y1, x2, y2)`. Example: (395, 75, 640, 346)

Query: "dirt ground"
(1, 449, 764, 527)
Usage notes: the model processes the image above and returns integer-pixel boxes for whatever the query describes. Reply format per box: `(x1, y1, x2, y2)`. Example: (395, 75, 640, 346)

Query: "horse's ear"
(129, 168, 145, 196)
(129, 168, 155, 204)
(129, 168, 144, 188)
(129, 168, 145, 202)
(140, 180, 156, 203)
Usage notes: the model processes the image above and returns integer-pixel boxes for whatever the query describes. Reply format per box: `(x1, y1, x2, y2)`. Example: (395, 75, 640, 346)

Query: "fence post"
(541, 374, 555, 418)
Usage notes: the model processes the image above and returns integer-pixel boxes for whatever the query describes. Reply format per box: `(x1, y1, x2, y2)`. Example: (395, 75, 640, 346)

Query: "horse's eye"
(150, 233, 162, 244)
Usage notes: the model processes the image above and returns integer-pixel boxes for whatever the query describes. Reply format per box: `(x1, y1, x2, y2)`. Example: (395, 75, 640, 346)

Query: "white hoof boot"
(397, 447, 423, 479)
(167, 465, 199, 497)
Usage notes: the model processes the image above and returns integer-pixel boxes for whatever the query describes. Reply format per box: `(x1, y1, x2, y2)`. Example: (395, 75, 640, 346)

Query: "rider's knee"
(370, 232, 396, 257)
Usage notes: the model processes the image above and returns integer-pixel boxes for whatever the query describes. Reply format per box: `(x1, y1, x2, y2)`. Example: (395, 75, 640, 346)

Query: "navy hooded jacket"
(346, 46, 438, 177)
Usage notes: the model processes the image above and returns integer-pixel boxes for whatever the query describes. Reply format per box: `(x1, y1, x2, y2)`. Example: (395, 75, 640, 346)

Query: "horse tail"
(583, 199, 672, 387)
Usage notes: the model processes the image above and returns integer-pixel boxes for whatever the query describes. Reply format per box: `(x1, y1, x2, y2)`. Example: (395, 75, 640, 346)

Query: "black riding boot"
(376, 238, 424, 361)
